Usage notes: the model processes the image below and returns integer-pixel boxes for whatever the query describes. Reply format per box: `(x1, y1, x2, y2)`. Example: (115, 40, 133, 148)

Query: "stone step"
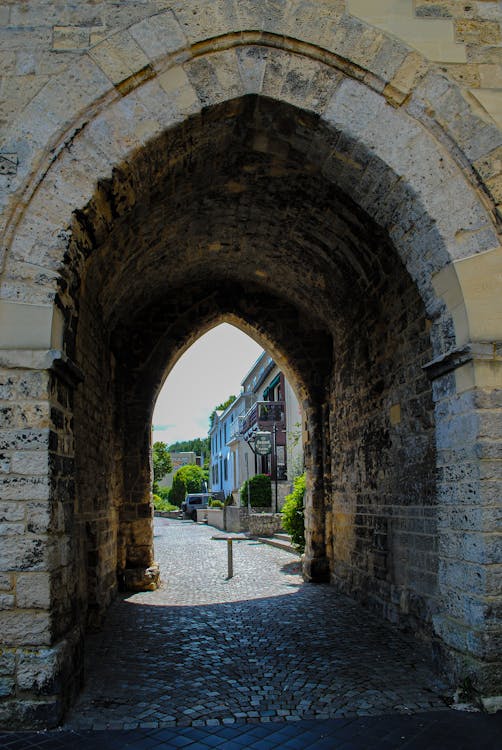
(255, 533, 299, 555)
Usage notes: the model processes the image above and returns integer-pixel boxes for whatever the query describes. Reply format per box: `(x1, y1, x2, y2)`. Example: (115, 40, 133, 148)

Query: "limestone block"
(32, 53, 112, 129)
(441, 62, 482, 89)
(384, 50, 428, 104)
(348, 0, 467, 63)
(432, 246, 502, 348)
(439, 530, 502, 564)
(0, 594, 15, 610)
(11, 451, 48, 476)
(0, 534, 48, 572)
(236, 0, 290, 34)
(171, 0, 239, 43)
(267, 52, 335, 114)
(0, 154, 18, 176)
(439, 558, 502, 597)
(16, 572, 51, 610)
(16, 641, 69, 693)
(0, 473, 51, 501)
(0, 522, 25, 536)
(415, 1, 454, 18)
(481, 696, 502, 713)
(123, 562, 159, 592)
(0, 573, 12, 591)
(184, 48, 243, 106)
(129, 10, 187, 62)
(439, 503, 502, 533)
(0, 677, 14, 698)
(89, 30, 151, 85)
(132, 75, 187, 132)
(479, 63, 502, 89)
(0, 301, 63, 351)
(418, 75, 502, 160)
(0, 429, 50, 452)
(281, 1, 345, 49)
(0, 502, 24, 523)
(52, 26, 90, 52)
(0, 649, 15, 675)
(157, 64, 201, 119)
(24, 501, 52, 535)
(470, 87, 502, 131)
(0, 611, 51, 646)
(455, 19, 501, 45)
(81, 95, 157, 172)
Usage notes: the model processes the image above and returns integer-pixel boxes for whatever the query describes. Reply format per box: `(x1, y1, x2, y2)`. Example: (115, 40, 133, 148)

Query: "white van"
(181, 493, 210, 521)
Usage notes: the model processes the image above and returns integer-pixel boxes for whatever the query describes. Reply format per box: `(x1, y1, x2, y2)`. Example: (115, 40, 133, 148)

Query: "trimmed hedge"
(281, 473, 306, 553)
(240, 473, 272, 507)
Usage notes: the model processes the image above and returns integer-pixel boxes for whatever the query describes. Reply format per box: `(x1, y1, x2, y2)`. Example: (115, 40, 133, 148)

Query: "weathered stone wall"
(328, 253, 437, 633)
(73, 282, 120, 629)
(0, 360, 83, 726)
(0, 0, 501, 730)
(248, 513, 284, 538)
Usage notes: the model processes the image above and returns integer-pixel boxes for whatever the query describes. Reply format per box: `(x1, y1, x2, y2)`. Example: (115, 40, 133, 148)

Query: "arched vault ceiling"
(73, 96, 415, 339)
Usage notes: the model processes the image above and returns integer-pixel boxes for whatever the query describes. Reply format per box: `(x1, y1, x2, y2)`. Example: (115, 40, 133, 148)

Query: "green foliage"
(168, 436, 210, 457)
(152, 494, 178, 512)
(208, 498, 224, 508)
(224, 493, 234, 506)
(209, 394, 236, 428)
(240, 474, 272, 508)
(170, 464, 206, 507)
(152, 442, 172, 493)
(281, 473, 306, 553)
(156, 486, 172, 502)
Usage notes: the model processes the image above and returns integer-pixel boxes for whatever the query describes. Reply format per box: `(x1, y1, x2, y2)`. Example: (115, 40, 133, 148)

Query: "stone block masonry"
(0, 0, 501, 730)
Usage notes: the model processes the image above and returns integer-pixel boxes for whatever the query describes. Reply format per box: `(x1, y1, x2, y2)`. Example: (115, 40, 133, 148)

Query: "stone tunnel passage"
(65, 519, 448, 730)
(50, 92, 440, 719)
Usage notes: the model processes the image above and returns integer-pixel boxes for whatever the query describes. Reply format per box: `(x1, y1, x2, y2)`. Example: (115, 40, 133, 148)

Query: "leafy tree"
(170, 464, 206, 507)
(281, 473, 306, 553)
(209, 394, 236, 428)
(240, 474, 272, 508)
(168, 437, 210, 456)
(152, 442, 172, 493)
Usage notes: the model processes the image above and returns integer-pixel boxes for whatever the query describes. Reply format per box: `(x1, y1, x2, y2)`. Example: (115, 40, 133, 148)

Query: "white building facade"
(210, 351, 304, 505)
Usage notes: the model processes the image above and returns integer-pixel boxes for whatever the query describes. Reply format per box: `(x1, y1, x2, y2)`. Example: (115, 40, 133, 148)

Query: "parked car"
(181, 493, 210, 521)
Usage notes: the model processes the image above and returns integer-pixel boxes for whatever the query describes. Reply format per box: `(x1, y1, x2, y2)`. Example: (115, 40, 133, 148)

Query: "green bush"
(208, 498, 224, 508)
(156, 486, 172, 502)
(240, 474, 272, 507)
(152, 494, 178, 512)
(170, 464, 206, 507)
(224, 493, 234, 506)
(281, 473, 306, 553)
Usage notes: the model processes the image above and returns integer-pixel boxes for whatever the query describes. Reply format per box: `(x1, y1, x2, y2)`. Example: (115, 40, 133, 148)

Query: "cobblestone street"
(65, 518, 449, 731)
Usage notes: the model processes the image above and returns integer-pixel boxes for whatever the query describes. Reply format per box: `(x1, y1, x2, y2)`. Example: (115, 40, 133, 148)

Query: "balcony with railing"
(240, 400, 286, 444)
(228, 415, 245, 442)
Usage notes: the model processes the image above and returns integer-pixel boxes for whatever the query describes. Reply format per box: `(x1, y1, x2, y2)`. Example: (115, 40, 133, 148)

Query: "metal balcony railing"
(241, 400, 285, 438)
(229, 416, 245, 441)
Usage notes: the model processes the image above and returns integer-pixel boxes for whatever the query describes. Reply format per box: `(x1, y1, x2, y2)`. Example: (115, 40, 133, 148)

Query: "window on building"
(224, 458, 228, 481)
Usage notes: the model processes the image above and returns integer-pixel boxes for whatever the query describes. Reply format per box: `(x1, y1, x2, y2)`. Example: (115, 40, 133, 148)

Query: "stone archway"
(1, 12, 501, 728)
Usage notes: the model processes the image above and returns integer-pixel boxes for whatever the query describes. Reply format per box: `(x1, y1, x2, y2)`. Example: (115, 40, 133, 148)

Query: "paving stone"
(59, 519, 450, 732)
(4, 520, 501, 748)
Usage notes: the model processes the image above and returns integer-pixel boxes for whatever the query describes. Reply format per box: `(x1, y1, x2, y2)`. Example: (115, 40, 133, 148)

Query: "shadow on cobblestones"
(64, 520, 449, 731)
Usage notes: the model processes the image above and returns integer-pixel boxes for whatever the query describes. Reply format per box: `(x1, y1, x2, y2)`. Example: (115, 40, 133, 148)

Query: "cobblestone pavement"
(63, 518, 451, 732)
(2, 711, 502, 750)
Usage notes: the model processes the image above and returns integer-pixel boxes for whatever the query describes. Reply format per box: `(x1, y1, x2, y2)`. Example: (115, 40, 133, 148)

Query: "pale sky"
(152, 323, 263, 446)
